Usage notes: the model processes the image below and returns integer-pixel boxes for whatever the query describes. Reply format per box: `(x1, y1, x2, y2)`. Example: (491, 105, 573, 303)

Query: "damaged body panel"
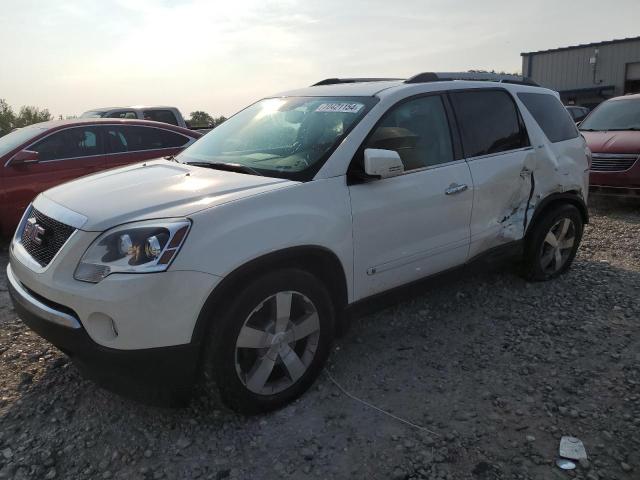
(467, 92, 590, 258)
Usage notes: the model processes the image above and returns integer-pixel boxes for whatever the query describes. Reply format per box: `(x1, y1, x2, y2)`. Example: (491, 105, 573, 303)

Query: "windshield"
(580, 99, 640, 131)
(0, 125, 45, 157)
(177, 96, 377, 180)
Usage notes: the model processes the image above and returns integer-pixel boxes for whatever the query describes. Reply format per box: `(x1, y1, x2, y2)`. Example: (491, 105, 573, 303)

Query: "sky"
(1, 0, 639, 119)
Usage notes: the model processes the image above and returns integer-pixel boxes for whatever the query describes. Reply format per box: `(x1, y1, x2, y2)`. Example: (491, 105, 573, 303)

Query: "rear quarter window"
(160, 130, 191, 148)
(517, 93, 579, 143)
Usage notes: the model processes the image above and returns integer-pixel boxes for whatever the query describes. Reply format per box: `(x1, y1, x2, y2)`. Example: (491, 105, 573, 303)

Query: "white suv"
(7, 73, 590, 413)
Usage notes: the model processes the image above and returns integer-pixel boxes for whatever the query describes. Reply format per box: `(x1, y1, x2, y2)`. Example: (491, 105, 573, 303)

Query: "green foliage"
(0, 100, 53, 137)
(14, 106, 53, 128)
(211, 115, 227, 128)
(189, 111, 227, 128)
(0, 99, 15, 137)
(189, 110, 214, 127)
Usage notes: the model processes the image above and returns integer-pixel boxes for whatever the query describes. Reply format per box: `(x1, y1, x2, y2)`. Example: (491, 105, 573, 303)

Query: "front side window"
(579, 99, 640, 131)
(177, 96, 377, 180)
(365, 95, 454, 171)
(143, 110, 179, 126)
(30, 127, 102, 161)
(450, 90, 529, 158)
(518, 93, 579, 143)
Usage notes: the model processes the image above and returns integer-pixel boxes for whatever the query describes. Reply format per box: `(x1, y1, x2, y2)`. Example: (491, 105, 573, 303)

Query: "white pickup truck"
(80, 106, 212, 133)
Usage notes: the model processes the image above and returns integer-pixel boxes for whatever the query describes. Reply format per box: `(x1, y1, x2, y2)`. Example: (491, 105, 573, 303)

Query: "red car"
(580, 94, 640, 197)
(0, 118, 202, 236)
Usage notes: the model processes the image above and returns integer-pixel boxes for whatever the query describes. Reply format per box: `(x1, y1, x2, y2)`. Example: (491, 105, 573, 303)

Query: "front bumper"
(7, 263, 201, 405)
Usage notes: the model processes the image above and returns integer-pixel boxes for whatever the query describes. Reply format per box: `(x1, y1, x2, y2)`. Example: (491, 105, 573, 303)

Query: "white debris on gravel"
(0, 197, 639, 479)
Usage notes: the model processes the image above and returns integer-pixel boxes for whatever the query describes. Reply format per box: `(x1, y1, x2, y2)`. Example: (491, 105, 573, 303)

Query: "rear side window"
(450, 90, 529, 158)
(143, 110, 179, 126)
(518, 93, 579, 143)
(103, 126, 189, 154)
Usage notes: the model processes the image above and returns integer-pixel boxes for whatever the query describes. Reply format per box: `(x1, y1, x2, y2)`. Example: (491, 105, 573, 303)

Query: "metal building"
(521, 36, 640, 108)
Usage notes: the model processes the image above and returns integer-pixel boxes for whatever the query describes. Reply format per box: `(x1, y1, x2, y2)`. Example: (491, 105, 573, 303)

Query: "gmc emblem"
(24, 217, 45, 246)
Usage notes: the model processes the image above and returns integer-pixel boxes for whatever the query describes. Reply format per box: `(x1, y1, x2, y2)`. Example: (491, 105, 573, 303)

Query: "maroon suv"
(580, 94, 640, 197)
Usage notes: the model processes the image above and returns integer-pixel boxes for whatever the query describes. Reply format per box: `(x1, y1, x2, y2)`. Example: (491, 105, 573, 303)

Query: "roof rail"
(405, 72, 539, 86)
(312, 78, 402, 86)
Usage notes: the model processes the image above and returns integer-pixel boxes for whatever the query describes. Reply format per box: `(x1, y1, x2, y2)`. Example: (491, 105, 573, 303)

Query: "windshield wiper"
(581, 128, 640, 132)
(164, 155, 178, 162)
(185, 161, 263, 176)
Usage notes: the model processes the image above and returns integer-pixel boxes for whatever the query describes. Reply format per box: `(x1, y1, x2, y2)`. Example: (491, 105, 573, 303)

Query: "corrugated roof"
(521, 36, 640, 56)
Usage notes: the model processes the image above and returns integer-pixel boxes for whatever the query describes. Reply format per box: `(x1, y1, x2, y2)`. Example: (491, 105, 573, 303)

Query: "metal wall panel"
(522, 39, 640, 97)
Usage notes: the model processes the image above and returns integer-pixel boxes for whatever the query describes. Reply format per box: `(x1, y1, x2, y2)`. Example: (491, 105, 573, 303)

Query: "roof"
(275, 80, 405, 98)
(276, 74, 543, 99)
(18, 118, 200, 136)
(84, 106, 177, 112)
(521, 36, 640, 56)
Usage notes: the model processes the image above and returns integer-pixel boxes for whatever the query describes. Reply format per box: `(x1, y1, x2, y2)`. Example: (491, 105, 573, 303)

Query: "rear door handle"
(445, 183, 468, 195)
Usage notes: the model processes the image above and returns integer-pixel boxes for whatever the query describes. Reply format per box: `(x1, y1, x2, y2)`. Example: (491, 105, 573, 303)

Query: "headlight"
(74, 219, 191, 283)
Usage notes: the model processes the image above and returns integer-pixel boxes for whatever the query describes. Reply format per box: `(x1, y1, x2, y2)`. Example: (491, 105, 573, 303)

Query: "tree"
(14, 106, 52, 128)
(0, 99, 15, 137)
(188, 111, 227, 128)
(189, 111, 214, 127)
(211, 116, 227, 128)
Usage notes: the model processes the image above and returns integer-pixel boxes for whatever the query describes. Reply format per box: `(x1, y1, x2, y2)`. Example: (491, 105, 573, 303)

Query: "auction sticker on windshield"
(315, 103, 364, 114)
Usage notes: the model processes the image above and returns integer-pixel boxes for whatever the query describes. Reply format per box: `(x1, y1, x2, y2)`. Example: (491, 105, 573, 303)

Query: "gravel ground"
(0, 198, 639, 480)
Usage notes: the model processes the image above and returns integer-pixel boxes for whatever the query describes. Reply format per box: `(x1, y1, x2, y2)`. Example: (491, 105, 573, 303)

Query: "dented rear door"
(449, 89, 535, 258)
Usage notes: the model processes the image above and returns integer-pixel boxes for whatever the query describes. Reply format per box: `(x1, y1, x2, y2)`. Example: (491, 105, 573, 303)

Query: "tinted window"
(160, 130, 190, 148)
(103, 126, 190, 154)
(31, 127, 102, 161)
(450, 90, 529, 158)
(518, 93, 579, 142)
(104, 127, 129, 153)
(365, 95, 454, 171)
(143, 110, 179, 126)
(105, 110, 137, 119)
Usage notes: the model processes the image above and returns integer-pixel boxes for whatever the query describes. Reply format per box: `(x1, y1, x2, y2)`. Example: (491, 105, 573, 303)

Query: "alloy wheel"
(234, 291, 321, 395)
(539, 217, 576, 274)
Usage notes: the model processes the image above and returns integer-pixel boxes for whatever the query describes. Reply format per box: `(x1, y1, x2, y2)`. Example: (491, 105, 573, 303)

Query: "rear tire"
(522, 204, 583, 281)
(204, 269, 334, 414)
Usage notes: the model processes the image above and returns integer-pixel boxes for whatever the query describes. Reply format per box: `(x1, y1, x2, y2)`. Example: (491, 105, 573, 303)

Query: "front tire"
(204, 269, 335, 414)
(523, 204, 583, 281)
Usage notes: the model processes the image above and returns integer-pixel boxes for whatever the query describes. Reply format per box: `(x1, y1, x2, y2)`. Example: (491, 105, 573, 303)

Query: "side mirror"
(363, 148, 404, 179)
(10, 150, 39, 165)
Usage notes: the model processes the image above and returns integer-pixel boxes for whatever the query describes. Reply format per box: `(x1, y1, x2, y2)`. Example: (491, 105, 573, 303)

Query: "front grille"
(20, 207, 76, 267)
(590, 153, 639, 172)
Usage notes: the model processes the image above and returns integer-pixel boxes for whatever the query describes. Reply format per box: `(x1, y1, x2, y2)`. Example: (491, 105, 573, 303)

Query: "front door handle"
(445, 183, 468, 195)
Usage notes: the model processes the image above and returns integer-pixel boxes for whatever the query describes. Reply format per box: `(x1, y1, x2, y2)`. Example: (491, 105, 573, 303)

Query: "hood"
(40, 159, 297, 231)
(582, 130, 640, 154)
